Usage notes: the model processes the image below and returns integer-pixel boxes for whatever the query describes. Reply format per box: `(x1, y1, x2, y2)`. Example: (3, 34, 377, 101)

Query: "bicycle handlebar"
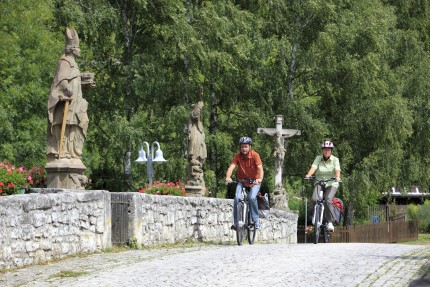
(228, 179, 256, 185)
(304, 176, 342, 184)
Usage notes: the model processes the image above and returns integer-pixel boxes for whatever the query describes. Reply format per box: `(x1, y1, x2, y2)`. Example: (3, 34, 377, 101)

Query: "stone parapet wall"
(0, 190, 111, 270)
(0, 191, 297, 270)
(122, 193, 297, 246)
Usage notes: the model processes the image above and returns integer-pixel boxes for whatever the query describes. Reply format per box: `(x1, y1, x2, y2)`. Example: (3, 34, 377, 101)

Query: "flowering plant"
(27, 166, 47, 188)
(139, 181, 187, 196)
(0, 162, 48, 195)
(0, 162, 27, 195)
(305, 225, 314, 236)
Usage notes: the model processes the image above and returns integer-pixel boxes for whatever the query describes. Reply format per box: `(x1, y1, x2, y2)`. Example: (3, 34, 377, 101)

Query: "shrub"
(418, 200, 430, 233)
(27, 166, 47, 188)
(0, 162, 48, 195)
(138, 181, 186, 196)
(409, 200, 430, 233)
(407, 203, 420, 221)
(0, 162, 27, 195)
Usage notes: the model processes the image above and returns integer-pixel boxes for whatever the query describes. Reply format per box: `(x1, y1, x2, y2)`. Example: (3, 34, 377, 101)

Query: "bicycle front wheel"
(236, 201, 245, 246)
(323, 224, 330, 243)
(314, 205, 321, 244)
(247, 208, 256, 245)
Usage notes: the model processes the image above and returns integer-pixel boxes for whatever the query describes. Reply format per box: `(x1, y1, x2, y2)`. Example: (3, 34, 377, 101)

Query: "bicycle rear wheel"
(247, 208, 256, 245)
(236, 201, 245, 246)
(313, 205, 321, 244)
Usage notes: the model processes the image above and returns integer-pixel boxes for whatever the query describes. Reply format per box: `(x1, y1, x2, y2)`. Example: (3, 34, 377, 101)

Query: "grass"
(402, 233, 430, 245)
(49, 270, 89, 279)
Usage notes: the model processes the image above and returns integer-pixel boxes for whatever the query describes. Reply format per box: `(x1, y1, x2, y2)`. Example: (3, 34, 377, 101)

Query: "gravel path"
(1, 243, 429, 287)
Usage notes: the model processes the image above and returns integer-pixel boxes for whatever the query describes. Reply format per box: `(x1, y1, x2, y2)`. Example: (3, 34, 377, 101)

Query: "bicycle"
(229, 179, 258, 246)
(305, 176, 340, 244)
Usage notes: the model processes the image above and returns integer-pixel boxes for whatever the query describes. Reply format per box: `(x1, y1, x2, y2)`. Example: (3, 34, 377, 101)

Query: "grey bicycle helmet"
(321, 140, 334, 149)
(239, 136, 252, 145)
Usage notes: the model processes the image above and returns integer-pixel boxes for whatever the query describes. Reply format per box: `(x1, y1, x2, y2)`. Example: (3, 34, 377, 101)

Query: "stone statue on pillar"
(257, 115, 301, 210)
(186, 101, 207, 196)
(45, 28, 95, 190)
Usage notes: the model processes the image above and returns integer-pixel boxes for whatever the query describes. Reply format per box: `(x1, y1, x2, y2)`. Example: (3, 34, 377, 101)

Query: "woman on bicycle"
(226, 136, 264, 230)
(305, 140, 341, 232)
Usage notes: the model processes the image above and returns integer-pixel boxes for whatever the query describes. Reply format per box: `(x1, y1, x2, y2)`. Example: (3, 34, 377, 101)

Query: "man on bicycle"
(305, 140, 341, 232)
(226, 136, 264, 230)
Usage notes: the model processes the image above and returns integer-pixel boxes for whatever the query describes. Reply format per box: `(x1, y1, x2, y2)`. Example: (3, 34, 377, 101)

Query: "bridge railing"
(297, 220, 419, 243)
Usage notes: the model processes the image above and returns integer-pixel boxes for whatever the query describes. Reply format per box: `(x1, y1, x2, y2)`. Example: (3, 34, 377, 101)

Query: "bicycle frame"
(231, 179, 257, 246)
(306, 177, 338, 244)
(238, 186, 249, 227)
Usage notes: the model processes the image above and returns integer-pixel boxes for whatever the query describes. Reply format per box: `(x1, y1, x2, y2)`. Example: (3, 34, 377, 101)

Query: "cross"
(257, 115, 301, 138)
(257, 115, 301, 191)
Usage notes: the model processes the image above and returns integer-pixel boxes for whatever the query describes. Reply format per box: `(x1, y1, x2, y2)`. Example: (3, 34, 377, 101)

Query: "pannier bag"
(257, 192, 270, 218)
(332, 197, 344, 224)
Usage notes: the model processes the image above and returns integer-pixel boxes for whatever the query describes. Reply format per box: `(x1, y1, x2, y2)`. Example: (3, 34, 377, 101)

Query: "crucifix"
(257, 115, 301, 210)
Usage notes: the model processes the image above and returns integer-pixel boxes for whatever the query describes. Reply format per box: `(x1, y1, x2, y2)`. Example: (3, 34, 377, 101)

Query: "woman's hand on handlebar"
(304, 176, 341, 183)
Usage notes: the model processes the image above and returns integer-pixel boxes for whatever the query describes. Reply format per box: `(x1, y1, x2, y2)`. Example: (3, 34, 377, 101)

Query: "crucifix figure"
(257, 115, 301, 210)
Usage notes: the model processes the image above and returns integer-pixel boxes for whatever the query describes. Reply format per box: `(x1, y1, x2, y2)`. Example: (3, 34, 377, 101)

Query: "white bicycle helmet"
(239, 136, 253, 145)
(321, 140, 334, 149)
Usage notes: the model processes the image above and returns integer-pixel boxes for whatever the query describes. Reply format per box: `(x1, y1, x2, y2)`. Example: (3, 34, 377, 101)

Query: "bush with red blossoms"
(138, 181, 187, 196)
(0, 162, 47, 195)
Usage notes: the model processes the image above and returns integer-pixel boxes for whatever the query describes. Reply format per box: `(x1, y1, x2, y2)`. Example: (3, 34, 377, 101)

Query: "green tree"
(0, 0, 62, 167)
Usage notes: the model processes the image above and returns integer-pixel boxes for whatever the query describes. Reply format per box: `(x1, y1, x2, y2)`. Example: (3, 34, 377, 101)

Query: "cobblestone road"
(1, 243, 429, 287)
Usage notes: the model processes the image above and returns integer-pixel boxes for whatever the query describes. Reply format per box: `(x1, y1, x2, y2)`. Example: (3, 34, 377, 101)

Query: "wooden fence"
(297, 220, 419, 243)
(367, 204, 408, 223)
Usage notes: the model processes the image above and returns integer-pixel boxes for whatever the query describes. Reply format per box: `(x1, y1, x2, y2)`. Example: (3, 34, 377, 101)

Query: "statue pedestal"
(45, 158, 87, 190)
(272, 187, 289, 211)
(185, 185, 206, 197)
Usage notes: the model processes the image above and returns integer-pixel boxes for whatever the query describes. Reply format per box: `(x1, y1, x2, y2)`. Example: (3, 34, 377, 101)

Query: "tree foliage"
(1, 0, 430, 223)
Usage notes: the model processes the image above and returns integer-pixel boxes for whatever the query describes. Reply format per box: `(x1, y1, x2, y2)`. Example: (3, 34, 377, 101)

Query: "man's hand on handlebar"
(225, 177, 232, 184)
(226, 178, 260, 185)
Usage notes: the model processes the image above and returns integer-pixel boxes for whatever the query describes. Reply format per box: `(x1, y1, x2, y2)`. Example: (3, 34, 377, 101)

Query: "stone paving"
(1, 243, 429, 287)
